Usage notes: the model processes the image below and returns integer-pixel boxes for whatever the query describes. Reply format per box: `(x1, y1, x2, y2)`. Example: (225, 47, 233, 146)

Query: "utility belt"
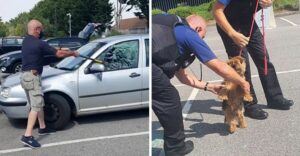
(22, 69, 40, 76)
(156, 53, 196, 79)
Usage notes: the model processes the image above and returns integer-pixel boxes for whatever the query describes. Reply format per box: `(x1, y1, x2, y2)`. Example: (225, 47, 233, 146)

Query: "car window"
(145, 39, 149, 67)
(48, 40, 60, 48)
(60, 41, 83, 50)
(3, 38, 18, 46)
(17, 39, 23, 44)
(97, 40, 139, 71)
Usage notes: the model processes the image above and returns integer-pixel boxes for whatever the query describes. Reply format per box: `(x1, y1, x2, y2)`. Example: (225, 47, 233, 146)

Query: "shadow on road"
(182, 99, 230, 138)
(72, 108, 149, 126)
(7, 108, 149, 131)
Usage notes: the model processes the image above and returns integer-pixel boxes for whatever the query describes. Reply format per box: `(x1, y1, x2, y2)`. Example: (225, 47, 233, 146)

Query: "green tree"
(0, 17, 8, 37)
(8, 0, 114, 37)
(126, 0, 149, 20)
(7, 12, 30, 36)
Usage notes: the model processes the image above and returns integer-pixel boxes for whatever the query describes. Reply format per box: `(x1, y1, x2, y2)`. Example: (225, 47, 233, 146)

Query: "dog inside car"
(218, 56, 253, 133)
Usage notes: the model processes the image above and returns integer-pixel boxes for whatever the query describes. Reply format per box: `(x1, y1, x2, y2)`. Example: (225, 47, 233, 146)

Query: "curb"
(274, 10, 300, 17)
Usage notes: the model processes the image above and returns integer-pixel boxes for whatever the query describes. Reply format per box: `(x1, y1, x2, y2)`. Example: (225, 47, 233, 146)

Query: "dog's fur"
(218, 56, 253, 133)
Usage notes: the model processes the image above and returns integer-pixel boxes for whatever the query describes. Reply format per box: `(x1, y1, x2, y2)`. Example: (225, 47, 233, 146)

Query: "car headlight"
(0, 87, 10, 98)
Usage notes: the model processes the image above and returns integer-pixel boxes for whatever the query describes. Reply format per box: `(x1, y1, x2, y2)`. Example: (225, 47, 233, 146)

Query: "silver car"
(0, 34, 149, 129)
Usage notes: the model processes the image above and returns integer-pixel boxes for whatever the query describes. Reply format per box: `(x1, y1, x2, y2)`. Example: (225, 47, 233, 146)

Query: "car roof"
(91, 34, 148, 43)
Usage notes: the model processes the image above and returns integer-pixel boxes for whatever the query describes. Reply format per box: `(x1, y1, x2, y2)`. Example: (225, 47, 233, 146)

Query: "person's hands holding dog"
(240, 80, 251, 95)
(205, 83, 225, 95)
(259, 0, 273, 8)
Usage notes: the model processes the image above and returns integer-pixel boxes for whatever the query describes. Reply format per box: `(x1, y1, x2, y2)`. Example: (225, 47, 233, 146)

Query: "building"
(114, 17, 148, 34)
(110, 0, 148, 34)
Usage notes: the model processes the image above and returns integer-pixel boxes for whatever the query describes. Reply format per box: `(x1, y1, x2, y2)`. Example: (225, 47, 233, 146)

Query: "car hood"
(0, 50, 21, 58)
(2, 66, 71, 87)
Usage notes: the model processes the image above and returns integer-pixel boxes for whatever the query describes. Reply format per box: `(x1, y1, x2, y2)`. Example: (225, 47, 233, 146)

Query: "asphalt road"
(0, 108, 149, 156)
(152, 13, 300, 156)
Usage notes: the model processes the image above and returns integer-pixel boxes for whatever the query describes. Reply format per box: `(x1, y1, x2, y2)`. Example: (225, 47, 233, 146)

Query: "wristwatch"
(204, 82, 209, 91)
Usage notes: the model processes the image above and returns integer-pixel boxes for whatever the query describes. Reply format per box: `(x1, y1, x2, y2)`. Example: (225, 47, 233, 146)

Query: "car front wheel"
(44, 94, 71, 130)
(12, 62, 22, 73)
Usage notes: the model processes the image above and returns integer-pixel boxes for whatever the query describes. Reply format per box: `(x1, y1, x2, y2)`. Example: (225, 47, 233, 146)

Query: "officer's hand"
(206, 83, 225, 95)
(230, 31, 250, 48)
(259, 0, 273, 8)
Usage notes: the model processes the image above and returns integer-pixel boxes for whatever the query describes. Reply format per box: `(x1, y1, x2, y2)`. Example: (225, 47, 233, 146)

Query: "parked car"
(0, 36, 24, 55)
(0, 34, 149, 129)
(0, 37, 88, 73)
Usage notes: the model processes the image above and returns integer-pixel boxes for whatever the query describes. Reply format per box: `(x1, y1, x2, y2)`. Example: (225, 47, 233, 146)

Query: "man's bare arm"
(213, 2, 249, 47)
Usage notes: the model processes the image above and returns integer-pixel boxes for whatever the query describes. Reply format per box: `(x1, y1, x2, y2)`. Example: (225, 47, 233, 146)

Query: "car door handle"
(129, 72, 141, 78)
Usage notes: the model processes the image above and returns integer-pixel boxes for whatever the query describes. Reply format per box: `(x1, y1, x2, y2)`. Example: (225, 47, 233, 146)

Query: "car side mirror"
(85, 63, 105, 74)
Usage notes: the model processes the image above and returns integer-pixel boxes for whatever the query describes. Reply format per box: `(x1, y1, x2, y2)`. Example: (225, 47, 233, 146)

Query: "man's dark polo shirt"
(21, 35, 56, 74)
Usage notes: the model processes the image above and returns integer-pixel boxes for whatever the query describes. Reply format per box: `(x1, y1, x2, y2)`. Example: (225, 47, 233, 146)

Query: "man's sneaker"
(20, 135, 41, 148)
(38, 127, 56, 135)
(268, 99, 294, 110)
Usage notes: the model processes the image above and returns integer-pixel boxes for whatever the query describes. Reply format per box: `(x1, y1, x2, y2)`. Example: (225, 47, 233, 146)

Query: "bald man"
(152, 14, 250, 156)
(20, 19, 79, 148)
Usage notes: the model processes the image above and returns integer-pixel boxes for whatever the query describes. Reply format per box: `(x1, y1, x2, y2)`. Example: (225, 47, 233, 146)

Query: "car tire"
(12, 62, 22, 73)
(44, 94, 71, 130)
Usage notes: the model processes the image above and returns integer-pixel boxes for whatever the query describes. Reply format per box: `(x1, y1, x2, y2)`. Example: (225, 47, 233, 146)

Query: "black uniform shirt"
(21, 35, 56, 74)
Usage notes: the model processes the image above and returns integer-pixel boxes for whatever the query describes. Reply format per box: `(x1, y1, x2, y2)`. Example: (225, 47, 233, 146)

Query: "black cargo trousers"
(217, 22, 284, 105)
(152, 63, 186, 156)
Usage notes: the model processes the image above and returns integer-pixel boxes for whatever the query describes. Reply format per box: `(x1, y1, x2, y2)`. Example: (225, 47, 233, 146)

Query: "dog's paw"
(240, 123, 247, 128)
(229, 124, 237, 133)
(218, 95, 228, 100)
(243, 94, 253, 102)
(239, 120, 247, 128)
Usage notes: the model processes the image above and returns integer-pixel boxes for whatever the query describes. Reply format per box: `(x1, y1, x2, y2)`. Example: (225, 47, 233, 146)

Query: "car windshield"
(55, 42, 106, 70)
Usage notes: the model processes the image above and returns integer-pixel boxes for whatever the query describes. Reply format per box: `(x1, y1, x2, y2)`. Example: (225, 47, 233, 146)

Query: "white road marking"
(279, 17, 298, 26)
(182, 88, 200, 119)
(0, 131, 149, 154)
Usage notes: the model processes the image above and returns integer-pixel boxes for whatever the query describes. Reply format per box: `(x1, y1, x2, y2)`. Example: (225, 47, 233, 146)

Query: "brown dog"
(218, 56, 253, 133)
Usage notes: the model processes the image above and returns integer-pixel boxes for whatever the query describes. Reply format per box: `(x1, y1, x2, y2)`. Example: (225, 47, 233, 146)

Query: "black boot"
(165, 140, 194, 156)
(268, 98, 294, 110)
(244, 104, 268, 120)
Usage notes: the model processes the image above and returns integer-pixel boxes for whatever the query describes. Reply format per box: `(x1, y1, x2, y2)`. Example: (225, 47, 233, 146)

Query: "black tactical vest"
(224, 0, 261, 25)
(152, 14, 195, 78)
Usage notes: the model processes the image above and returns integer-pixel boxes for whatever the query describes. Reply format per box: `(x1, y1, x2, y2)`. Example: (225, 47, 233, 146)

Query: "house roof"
(115, 17, 148, 30)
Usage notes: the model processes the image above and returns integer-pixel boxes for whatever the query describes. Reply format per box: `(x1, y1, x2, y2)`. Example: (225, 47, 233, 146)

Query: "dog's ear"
(226, 59, 232, 66)
(235, 56, 244, 64)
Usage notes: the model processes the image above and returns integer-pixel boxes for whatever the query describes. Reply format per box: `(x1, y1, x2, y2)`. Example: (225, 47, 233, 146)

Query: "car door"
(78, 38, 143, 111)
(1, 38, 22, 54)
(141, 37, 149, 104)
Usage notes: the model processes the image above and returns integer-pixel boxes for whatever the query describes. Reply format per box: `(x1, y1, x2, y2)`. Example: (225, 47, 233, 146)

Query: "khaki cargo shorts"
(20, 71, 44, 112)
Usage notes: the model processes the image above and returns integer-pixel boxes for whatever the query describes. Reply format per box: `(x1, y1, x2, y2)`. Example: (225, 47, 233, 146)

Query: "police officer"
(213, 0, 294, 120)
(20, 19, 79, 148)
(152, 14, 251, 156)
